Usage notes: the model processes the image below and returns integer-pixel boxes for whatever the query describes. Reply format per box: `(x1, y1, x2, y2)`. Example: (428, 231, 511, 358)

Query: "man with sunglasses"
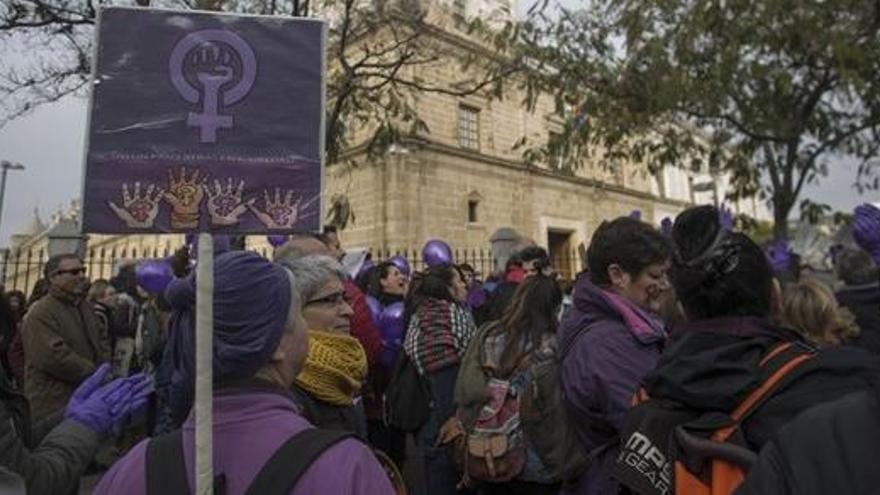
(23, 254, 111, 425)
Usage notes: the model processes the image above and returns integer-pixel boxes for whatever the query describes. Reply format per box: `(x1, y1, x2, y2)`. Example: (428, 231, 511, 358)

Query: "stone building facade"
(322, 0, 769, 268)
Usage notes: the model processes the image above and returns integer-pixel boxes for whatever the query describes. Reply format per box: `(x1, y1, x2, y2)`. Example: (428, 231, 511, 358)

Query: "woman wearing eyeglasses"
(279, 255, 369, 438)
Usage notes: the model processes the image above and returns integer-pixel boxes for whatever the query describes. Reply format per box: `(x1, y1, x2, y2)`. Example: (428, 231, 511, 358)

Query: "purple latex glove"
(660, 217, 673, 237)
(718, 205, 735, 232)
(853, 203, 880, 263)
(65, 364, 153, 435)
(767, 239, 794, 274)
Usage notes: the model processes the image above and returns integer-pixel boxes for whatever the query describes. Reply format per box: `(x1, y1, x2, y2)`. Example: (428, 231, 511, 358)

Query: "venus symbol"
(169, 30, 257, 143)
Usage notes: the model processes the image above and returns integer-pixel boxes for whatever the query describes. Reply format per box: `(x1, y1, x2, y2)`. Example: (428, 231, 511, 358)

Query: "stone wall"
(326, 139, 688, 252)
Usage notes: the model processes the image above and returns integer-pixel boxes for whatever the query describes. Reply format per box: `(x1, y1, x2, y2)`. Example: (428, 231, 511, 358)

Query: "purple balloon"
(378, 302, 405, 343)
(267, 235, 288, 248)
(853, 203, 880, 261)
(388, 255, 411, 276)
(629, 210, 642, 220)
(135, 260, 174, 295)
(365, 295, 382, 324)
(660, 217, 673, 237)
(422, 239, 453, 267)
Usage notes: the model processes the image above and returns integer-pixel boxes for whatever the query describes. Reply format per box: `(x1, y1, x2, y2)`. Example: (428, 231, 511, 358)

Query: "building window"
(468, 199, 479, 223)
(458, 104, 480, 150)
(548, 131, 565, 169)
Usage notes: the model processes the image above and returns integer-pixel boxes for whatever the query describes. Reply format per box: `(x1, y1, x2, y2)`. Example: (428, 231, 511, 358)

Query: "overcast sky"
(0, 6, 877, 246)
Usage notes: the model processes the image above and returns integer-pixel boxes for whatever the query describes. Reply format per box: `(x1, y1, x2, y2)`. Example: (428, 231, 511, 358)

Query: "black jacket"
(644, 317, 880, 448)
(0, 365, 100, 495)
(614, 317, 880, 495)
(836, 283, 880, 354)
(737, 384, 880, 494)
(290, 384, 367, 440)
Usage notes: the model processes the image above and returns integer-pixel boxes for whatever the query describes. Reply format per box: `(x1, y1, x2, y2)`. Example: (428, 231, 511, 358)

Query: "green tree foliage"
(521, 0, 880, 237)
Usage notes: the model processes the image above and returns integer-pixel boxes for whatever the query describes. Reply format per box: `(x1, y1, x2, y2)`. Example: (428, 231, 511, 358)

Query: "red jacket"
(343, 280, 382, 367)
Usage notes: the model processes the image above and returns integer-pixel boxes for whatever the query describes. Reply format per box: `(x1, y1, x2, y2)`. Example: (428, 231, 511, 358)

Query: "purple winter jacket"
(559, 274, 666, 495)
(94, 386, 394, 495)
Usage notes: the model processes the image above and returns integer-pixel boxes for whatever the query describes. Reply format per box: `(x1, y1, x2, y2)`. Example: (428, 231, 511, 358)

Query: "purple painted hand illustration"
(108, 182, 164, 229)
(163, 166, 207, 229)
(248, 188, 302, 230)
(205, 178, 254, 226)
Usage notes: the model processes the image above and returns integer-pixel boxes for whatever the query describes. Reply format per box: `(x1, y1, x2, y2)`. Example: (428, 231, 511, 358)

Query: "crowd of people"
(0, 203, 878, 495)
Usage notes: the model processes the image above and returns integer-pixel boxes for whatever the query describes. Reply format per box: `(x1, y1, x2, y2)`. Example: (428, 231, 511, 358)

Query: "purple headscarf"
(212, 251, 293, 380)
(166, 251, 293, 383)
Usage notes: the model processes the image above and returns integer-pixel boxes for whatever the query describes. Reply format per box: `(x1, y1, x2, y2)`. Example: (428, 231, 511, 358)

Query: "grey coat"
(0, 367, 101, 495)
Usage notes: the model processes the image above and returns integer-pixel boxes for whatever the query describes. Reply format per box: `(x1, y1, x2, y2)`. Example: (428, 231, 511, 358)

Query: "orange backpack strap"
(673, 341, 817, 495)
(712, 341, 817, 443)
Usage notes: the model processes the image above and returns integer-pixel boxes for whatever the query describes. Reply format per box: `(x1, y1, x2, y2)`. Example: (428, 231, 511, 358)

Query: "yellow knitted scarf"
(295, 330, 367, 406)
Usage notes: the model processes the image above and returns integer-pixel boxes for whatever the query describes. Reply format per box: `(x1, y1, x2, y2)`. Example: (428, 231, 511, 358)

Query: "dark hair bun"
(669, 206, 774, 319)
(672, 205, 720, 265)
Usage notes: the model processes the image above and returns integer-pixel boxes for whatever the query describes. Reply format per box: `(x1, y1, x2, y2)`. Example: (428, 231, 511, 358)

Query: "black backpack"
(383, 351, 431, 432)
(612, 341, 817, 495)
(145, 428, 353, 495)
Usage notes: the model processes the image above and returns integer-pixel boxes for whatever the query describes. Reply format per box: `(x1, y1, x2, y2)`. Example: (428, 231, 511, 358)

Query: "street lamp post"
(0, 160, 26, 238)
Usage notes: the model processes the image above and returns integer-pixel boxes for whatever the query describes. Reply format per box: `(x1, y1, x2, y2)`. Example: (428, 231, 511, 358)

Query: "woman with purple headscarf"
(95, 251, 393, 495)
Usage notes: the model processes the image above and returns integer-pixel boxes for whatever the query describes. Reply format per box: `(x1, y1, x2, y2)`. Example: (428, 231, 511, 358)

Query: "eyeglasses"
(54, 267, 86, 277)
(305, 291, 347, 307)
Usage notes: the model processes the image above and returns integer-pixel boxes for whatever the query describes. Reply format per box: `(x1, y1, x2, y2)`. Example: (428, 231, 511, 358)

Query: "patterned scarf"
(295, 330, 367, 406)
(404, 298, 476, 375)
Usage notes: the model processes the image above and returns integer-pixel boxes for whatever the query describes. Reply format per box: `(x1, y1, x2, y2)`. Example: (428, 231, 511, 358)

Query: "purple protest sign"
(81, 7, 325, 234)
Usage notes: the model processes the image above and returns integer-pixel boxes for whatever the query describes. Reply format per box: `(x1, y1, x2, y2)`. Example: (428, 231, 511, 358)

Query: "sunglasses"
(54, 267, 86, 276)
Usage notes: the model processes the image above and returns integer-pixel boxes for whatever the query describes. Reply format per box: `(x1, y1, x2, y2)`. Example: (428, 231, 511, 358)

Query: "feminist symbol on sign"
(169, 30, 257, 143)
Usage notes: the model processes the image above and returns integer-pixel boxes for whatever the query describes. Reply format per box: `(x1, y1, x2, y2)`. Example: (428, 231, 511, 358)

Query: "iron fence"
(1, 244, 585, 296)
(1, 245, 183, 295)
(351, 247, 584, 282)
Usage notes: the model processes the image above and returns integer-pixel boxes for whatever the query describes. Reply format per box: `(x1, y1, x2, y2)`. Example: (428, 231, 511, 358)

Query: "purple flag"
(81, 7, 325, 235)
